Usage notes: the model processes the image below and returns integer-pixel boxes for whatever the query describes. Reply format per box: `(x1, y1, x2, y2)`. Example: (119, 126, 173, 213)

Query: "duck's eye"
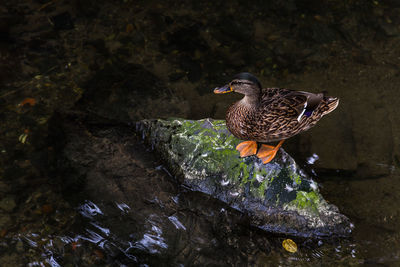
(230, 81, 241, 86)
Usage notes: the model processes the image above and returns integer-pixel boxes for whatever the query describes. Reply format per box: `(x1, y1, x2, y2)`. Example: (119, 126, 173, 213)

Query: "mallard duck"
(214, 72, 339, 164)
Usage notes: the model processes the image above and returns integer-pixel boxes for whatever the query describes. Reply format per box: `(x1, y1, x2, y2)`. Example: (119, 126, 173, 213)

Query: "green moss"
(270, 176, 275, 183)
(290, 191, 320, 214)
(260, 168, 268, 176)
(138, 118, 351, 237)
(168, 119, 246, 184)
(146, 118, 316, 205)
(258, 180, 267, 198)
(238, 162, 250, 184)
(289, 172, 302, 185)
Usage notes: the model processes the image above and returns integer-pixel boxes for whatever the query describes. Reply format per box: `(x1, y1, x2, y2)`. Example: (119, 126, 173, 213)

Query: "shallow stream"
(1, 0, 400, 266)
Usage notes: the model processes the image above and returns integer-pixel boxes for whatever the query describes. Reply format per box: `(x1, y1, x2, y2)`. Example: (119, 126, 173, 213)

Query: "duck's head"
(214, 72, 262, 96)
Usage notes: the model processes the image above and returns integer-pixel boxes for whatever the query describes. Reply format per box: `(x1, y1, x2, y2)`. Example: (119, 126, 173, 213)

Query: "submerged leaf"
(18, 133, 28, 144)
(19, 97, 36, 107)
(282, 239, 297, 253)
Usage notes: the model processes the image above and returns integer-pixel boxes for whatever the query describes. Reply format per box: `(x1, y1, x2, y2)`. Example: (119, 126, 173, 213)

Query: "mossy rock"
(136, 118, 352, 238)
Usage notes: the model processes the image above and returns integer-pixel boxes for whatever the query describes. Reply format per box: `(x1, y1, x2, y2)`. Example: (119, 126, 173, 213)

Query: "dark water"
(1, 0, 400, 266)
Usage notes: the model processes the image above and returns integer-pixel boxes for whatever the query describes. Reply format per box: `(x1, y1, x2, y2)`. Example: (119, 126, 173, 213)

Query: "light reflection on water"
(15, 196, 362, 266)
(7, 146, 394, 266)
(136, 224, 168, 254)
(78, 200, 104, 218)
(306, 153, 319, 165)
(90, 222, 111, 236)
(7, 145, 396, 266)
(168, 215, 186, 231)
(116, 202, 131, 213)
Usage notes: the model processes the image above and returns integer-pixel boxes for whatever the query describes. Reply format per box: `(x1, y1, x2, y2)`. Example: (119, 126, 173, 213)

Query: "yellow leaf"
(126, 23, 134, 33)
(18, 133, 28, 144)
(282, 239, 297, 253)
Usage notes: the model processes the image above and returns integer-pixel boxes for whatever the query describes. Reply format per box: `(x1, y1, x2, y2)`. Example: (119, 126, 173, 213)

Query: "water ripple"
(78, 200, 104, 218)
(168, 215, 186, 230)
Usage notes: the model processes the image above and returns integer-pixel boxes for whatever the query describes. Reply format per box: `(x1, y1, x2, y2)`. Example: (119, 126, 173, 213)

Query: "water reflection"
(306, 153, 319, 165)
(136, 223, 168, 254)
(168, 216, 186, 231)
(10, 194, 360, 266)
(116, 202, 131, 213)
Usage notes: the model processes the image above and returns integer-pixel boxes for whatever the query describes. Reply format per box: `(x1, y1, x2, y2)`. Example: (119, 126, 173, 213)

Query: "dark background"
(1, 0, 400, 265)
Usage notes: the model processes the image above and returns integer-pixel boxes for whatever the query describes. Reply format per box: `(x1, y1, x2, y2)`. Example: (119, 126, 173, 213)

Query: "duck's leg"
(256, 140, 285, 164)
(236, 141, 258, 157)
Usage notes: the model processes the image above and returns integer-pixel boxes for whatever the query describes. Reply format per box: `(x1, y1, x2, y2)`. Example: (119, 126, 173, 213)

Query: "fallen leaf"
(42, 204, 54, 214)
(71, 241, 79, 251)
(0, 229, 7, 238)
(19, 97, 36, 107)
(282, 238, 297, 253)
(93, 249, 104, 259)
(18, 133, 28, 144)
(126, 23, 134, 33)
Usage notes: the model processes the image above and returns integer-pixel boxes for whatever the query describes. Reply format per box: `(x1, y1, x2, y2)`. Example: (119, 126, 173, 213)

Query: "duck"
(214, 72, 339, 164)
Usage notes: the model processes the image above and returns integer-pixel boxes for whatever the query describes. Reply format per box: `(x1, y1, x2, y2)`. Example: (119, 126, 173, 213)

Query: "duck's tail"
(321, 96, 339, 116)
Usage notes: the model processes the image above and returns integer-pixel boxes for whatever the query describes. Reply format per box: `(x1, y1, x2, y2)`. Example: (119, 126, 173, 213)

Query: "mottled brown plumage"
(214, 72, 339, 163)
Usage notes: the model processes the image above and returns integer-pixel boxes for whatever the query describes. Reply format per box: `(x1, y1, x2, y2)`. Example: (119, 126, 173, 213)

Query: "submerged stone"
(136, 118, 352, 238)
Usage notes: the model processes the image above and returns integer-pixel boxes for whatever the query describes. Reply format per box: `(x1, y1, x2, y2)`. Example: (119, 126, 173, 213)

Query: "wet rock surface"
(137, 118, 352, 237)
(52, 112, 274, 266)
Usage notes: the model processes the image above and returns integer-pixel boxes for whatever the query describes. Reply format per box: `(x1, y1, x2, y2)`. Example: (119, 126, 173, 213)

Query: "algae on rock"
(136, 118, 352, 237)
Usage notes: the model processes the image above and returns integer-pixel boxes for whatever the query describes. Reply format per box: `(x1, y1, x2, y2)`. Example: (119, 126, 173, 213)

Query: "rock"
(0, 253, 23, 267)
(15, 240, 24, 253)
(0, 213, 11, 229)
(50, 12, 74, 31)
(54, 113, 273, 263)
(136, 118, 352, 238)
(0, 181, 11, 193)
(0, 196, 16, 213)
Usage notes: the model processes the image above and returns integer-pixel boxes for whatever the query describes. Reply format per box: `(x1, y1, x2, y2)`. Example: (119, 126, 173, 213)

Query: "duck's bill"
(213, 85, 232, 94)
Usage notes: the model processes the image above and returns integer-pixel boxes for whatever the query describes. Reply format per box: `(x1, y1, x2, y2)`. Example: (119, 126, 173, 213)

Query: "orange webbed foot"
(256, 140, 285, 164)
(236, 141, 258, 158)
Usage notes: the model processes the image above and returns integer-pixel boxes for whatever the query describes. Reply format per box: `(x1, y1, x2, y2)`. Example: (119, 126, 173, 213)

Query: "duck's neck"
(241, 93, 260, 109)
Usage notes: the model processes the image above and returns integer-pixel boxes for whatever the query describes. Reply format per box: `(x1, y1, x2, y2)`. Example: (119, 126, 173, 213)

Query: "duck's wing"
(254, 89, 326, 141)
(262, 88, 324, 122)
